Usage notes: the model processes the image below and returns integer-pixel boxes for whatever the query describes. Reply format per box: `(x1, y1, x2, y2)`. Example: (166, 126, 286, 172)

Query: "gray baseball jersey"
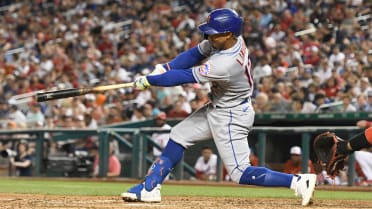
(170, 36, 255, 182)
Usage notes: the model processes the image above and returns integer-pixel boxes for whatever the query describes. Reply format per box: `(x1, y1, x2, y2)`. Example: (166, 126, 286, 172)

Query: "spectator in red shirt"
(322, 77, 340, 100)
(92, 143, 121, 177)
(304, 46, 320, 66)
(283, 146, 315, 174)
(167, 100, 189, 118)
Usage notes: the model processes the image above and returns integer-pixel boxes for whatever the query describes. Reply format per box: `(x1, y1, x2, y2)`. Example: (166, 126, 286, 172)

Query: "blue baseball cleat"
(121, 183, 161, 202)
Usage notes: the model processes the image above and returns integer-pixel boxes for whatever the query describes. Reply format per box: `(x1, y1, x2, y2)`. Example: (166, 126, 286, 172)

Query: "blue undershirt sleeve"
(166, 46, 205, 69)
(146, 68, 197, 87)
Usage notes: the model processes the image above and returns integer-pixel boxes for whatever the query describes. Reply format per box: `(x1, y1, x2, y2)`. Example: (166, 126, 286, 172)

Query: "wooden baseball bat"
(36, 82, 133, 102)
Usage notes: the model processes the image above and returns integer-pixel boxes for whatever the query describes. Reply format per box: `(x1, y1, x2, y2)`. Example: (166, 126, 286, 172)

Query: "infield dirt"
(0, 193, 371, 209)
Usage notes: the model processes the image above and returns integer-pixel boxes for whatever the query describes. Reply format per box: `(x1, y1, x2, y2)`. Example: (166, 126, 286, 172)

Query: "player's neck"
(223, 37, 238, 50)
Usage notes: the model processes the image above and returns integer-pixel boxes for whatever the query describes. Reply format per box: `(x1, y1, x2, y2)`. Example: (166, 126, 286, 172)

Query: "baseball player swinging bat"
(36, 82, 133, 102)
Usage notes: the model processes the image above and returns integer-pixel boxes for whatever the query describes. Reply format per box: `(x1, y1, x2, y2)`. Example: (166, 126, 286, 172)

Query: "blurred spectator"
(25, 101, 44, 128)
(151, 112, 171, 159)
(92, 143, 121, 177)
(194, 146, 217, 181)
(329, 45, 345, 67)
(10, 140, 32, 177)
(356, 120, 372, 129)
(366, 91, 372, 111)
(314, 93, 328, 111)
(283, 146, 315, 174)
(290, 96, 316, 113)
(105, 106, 123, 124)
(340, 94, 357, 112)
(356, 77, 372, 96)
(130, 105, 146, 122)
(322, 77, 340, 100)
(268, 91, 290, 113)
(253, 92, 270, 113)
(314, 58, 333, 84)
(0, 99, 9, 120)
(142, 102, 156, 119)
(355, 94, 370, 112)
(8, 105, 26, 127)
(85, 113, 98, 129)
(167, 100, 189, 118)
(177, 92, 192, 114)
(0, 0, 369, 129)
(252, 57, 272, 83)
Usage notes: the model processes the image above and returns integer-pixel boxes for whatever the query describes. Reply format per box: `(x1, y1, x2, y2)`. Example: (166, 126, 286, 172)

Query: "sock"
(349, 128, 372, 151)
(144, 139, 185, 191)
(290, 175, 301, 190)
(239, 166, 293, 187)
(161, 139, 185, 165)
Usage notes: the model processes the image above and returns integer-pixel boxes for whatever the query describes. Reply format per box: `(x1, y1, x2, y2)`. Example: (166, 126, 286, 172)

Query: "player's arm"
(147, 69, 197, 86)
(163, 41, 210, 70)
(134, 68, 197, 89)
(134, 61, 227, 89)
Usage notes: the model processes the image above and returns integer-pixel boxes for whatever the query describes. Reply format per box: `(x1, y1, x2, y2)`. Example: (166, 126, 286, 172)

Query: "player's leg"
(355, 151, 372, 181)
(122, 105, 212, 202)
(337, 127, 372, 155)
(121, 140, 183, 202)
(208, 105, 316, 206)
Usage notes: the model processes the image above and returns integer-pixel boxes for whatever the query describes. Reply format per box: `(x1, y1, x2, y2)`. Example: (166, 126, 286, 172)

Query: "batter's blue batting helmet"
(198, 8, 243, 37)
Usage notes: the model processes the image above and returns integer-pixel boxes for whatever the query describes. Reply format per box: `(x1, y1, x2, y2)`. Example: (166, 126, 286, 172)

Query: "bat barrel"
(35, 82, 133, 102)
(36, 88, 91, 102)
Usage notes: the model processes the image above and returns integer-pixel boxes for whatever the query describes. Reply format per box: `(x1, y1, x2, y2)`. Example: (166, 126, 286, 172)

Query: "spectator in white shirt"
(26, 101, 45, 127)
(194, 146, 217, 181)
(329, 45, 345, 66)
(341, 94, 357, 112)
(8, 105, 26, 126)
(152, 112, 171, 158)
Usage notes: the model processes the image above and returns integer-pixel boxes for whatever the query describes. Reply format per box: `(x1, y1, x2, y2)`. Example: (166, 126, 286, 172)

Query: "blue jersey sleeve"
(147, 69, 197, 87)
(166, 46, 205, 70)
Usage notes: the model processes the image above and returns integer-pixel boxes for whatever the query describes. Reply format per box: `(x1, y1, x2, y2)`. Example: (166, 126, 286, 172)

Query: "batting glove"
(134, 76, 151, 90)
(149, 64, 168, 76)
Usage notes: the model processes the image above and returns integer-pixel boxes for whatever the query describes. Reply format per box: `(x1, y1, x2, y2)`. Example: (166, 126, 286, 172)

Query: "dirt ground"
(0, 193, 372, 209)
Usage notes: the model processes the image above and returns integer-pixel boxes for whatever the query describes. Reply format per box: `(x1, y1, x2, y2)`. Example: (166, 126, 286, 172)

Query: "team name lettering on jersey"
(236, 43, 247, 66)
(236, 41, 253, 91)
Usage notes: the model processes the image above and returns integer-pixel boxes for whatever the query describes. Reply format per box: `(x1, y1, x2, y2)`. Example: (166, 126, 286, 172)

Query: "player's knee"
(230, 172, 243, 183)
(228, 164, 250, 183)
(169, 131, 190, 149)
(365, 127, 372, 145)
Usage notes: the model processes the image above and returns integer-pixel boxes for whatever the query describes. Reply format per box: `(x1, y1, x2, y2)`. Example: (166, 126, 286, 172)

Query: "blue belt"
(215, 98, 250, 109)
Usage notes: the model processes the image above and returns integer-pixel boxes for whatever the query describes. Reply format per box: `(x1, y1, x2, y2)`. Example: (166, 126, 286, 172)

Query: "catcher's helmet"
(198, 8, 243, 37)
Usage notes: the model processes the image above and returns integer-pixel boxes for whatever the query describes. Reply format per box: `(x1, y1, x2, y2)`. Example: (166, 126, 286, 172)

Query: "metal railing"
(0, 126, 362, 185)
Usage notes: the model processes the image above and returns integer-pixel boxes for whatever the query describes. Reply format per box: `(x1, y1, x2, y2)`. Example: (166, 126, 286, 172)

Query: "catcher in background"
(313, 127, 372, 178)
(354, 120, 372, 185)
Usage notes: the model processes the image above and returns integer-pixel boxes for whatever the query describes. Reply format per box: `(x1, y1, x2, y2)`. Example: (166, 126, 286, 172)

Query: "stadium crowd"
(0, 0, 371, 131)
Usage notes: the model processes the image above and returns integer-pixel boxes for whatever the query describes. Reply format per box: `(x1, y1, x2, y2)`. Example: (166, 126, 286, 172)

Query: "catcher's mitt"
(313, 132, 349, 177)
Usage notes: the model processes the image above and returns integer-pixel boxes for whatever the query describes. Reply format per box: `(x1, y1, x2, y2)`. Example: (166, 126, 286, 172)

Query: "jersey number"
(236, 44, 253, 88)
